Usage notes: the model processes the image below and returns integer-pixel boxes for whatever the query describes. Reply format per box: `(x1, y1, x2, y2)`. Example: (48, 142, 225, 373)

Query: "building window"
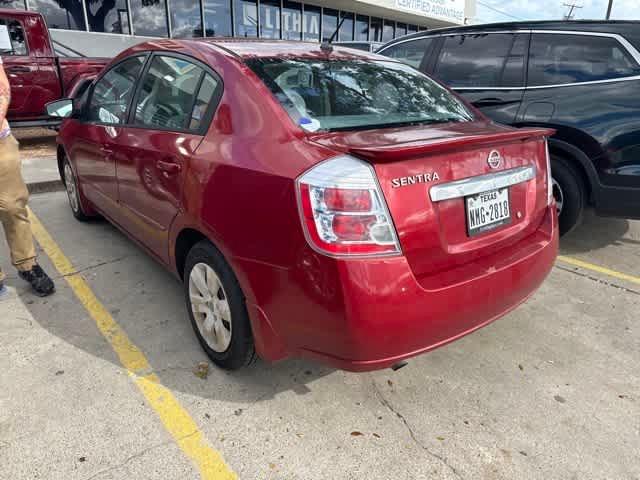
(302, 3, 320, 42)
(370, 17, 382, 42)
(354, 14, 368, 42)
(259, 0, 280, 39)
(322, 8, 337, 42)
(338, 11, 353, 41)
(234, 0, 257, 37)
(407, 24, 418, 34)
(170, 0, 203, 37)
(203, 0, 231, 36)
(396, 22, 407, 38)
(29, 0, 86, 30)
(130, 0, 168, 37)
(282, 1, 302, 41)
(84, 0, 131, 34)
(382, 19, 394, 42)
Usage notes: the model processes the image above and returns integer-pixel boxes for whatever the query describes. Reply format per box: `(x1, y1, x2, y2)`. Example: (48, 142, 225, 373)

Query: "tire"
(551, 155, 586, 236)
(62, 157, 94, 222)
(184, 240, 256, 370)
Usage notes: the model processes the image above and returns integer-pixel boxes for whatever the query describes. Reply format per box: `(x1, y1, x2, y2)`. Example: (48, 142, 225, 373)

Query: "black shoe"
(19, 265, 55, 297)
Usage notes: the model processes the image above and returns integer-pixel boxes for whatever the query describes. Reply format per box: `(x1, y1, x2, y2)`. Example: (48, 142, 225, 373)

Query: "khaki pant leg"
(0, 135, 36, 272)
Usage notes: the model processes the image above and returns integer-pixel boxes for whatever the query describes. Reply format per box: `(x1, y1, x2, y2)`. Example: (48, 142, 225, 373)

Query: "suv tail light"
(296, 155, 401, 257)
(544, 139, 553, 206)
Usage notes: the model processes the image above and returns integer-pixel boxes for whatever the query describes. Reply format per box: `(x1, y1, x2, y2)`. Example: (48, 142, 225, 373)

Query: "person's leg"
(0, 135, 54, 296)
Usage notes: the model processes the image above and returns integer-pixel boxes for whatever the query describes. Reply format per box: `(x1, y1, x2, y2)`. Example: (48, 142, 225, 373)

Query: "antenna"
(320, 14, 347, 53)
(563, 2, 583, 20)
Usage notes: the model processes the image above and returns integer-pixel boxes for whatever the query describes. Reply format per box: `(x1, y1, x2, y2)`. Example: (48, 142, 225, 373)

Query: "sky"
(474, 0, 637, 24)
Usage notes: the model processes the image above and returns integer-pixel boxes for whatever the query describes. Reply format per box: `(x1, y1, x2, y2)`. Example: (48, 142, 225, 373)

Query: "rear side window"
(435, 33, 526, 88)
(381, 38, 433, 69)
(528, 33, 640, 86)
(189, 74, 220, 131)
(0, 18, 27, 56)
(134, 56, 204, 131)
(88, 56, 146, 124)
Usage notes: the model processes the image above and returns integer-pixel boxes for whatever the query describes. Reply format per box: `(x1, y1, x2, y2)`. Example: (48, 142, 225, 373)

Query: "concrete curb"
(28, 179, 65, 195)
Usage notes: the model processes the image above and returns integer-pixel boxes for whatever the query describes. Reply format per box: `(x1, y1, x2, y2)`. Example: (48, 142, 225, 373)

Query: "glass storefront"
(12, 0, 427, 42)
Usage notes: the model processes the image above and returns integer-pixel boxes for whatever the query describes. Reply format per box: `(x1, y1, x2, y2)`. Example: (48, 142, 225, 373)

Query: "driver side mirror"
(46, 98, 74, 118)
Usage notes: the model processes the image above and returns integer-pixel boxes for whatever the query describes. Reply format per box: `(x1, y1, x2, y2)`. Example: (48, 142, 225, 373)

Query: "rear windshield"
(247, 58, 474, 132)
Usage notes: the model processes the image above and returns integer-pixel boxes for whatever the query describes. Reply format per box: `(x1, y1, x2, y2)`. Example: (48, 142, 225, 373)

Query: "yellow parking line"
(557, 255, 640, 286)
(28, 209, 236, 480)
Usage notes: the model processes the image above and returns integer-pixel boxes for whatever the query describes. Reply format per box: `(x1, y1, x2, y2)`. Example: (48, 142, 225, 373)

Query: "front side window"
(435, 33, 523, 88)
(133, 56, 204, 131)
(528, 33, 640, 86)
(247, 58, 474, 132)
(381, 38, 433, 69)
(0, 18, 27, 56)
(88, 56, 145, 124)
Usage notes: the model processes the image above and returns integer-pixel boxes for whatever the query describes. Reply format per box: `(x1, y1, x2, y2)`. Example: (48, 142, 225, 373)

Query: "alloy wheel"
(64, 163, 80, 214)
(552, 177, 564, 215)
(188, 263, 232, 353)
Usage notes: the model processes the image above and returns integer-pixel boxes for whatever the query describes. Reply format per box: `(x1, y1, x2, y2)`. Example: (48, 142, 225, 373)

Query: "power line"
(563, 2, 583, 20)
(476, 1, 526, 21)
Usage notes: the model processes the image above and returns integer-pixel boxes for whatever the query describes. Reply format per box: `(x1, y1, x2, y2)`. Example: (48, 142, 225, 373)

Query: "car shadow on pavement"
(560, 208, 635, 255)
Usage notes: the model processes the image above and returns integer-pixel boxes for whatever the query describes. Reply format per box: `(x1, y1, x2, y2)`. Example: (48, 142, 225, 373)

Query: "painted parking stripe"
(28, 209, 237, 480)
(557, 255, 640, 286)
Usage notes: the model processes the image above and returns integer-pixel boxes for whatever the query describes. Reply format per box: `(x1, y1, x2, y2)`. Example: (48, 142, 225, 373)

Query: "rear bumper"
(296, 205, 558, 371)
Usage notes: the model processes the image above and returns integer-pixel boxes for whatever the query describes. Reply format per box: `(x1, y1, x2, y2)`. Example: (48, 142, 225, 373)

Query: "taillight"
(296, 155, 401, 257)
(544, 139, 553, 206)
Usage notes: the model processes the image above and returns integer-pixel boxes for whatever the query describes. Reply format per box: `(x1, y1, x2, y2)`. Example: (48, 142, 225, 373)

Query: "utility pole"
(606, 0, 614, 19)
(563, 2, 583, 20)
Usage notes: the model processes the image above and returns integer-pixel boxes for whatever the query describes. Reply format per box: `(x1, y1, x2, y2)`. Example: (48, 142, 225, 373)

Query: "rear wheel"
(551, 155, 586, 236)
(184, 240, 255, 370)
(63, 157, 94, 221)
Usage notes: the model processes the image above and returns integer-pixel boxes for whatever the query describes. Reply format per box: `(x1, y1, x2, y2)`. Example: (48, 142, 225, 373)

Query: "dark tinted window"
(203, 0, 231, 36)
(88, 56, 145, 124)
(322, 8, 338, 42)
(355, 15, 369, 41)
(302, 4, 320, 42)
(259, 0, 280, 38)
(382, 38, 433, 69)
(171, 0, 204, 37)
(29, 0, 86, 30)
(189, 74, 220, 131)
(134, 56, 204, 131)
(435, 33, 524, 88)
(84, 0, 131, 34)
(234, 0, 258, 37)
(528, 33, 640, 86)
(130, 0, 168, 37)
(0, 18, 27, 56)
(282, 1, 302, 41)
(339, 12, 354, 41)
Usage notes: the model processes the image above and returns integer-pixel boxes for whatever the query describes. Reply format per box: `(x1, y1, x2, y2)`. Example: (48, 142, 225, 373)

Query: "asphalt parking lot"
(1, 189, 639, 479)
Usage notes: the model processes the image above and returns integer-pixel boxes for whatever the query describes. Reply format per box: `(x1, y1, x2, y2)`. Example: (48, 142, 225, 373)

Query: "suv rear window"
(528, 33, 640, 86)
(247, 58, 473, 132)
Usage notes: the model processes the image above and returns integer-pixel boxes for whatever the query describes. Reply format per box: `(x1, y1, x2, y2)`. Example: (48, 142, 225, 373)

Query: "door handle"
(7, 66, 31, 74)
(472, 98, 518, 107)
(156, 160, 182, 176)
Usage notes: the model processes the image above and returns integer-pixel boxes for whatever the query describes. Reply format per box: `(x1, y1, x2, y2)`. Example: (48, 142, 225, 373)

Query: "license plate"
(465, 188, 511, 236)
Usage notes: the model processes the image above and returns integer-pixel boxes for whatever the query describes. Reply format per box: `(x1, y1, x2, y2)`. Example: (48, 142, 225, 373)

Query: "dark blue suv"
(379, 21, 640, 235)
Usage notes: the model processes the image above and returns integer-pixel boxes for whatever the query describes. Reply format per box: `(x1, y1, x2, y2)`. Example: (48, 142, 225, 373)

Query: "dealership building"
(3, 0, 475, 53)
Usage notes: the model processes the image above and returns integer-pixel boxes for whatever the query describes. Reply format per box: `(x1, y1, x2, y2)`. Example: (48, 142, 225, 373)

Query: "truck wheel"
(63, 157, 95, 221)
(184, 240, 256, 370)
(551, 155, 585, 236)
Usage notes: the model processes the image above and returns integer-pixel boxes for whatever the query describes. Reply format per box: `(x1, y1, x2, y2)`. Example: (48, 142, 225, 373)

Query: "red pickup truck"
(0, 9, 108, 128)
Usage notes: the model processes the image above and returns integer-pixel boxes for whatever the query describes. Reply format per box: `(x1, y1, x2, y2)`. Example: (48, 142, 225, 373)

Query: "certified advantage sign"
(395, 0, 465, 24)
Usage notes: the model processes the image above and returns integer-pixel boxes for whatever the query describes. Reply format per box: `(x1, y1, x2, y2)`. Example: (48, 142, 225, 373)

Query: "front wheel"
(551, 155, 586, 236)
(184, 240, 256, 370)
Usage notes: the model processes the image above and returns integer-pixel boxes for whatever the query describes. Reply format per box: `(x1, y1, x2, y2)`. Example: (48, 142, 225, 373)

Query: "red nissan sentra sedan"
(46, 40, 558, 371)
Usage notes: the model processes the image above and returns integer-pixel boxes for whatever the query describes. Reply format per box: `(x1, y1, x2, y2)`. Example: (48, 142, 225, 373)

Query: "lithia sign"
(395, 0, 466, 24)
